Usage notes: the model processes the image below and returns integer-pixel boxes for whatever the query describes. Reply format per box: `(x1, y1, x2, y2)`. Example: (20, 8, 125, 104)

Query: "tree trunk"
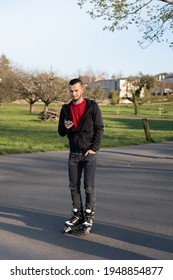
(29, 102, 33, 114)
(134, 101, 139, 115)
(142, 118, 154, 142)
(44, 104, 49, 112)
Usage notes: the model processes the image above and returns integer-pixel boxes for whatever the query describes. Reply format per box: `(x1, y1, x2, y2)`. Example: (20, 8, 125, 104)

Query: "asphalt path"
(0, 142, 173, 260)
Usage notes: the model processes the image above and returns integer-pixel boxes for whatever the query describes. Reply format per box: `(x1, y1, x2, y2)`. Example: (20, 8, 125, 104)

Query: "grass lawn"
(0, 103, 173, 154)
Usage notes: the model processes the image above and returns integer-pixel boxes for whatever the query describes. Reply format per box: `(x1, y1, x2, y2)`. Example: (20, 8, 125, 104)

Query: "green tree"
(124, 74, 156, 115)
(78, 0, 173, 48)
(108, 91, 119, 105)
(0, 54, 19, 106)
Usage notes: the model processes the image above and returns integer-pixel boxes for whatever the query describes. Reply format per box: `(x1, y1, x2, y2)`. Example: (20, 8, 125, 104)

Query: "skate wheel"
(63, 226, 72, 234)
(84, 226, 91, 236)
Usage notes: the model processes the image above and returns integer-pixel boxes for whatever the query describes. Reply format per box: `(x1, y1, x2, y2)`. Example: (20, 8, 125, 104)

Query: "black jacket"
(58, 99, 104, 153)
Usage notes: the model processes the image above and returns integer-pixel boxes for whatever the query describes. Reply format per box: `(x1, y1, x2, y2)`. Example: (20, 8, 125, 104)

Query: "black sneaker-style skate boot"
(83, 206, 94, 235)
(64, 208, 84, 233)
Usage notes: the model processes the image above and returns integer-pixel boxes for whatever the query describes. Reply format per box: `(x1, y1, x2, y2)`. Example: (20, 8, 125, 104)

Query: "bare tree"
(84, 85, 105, 103)
(18, 72, 40, 113)
(34, 72, 69, 112)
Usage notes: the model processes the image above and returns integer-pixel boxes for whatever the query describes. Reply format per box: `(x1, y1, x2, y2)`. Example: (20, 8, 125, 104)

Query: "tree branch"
(159, 0, 173, 5)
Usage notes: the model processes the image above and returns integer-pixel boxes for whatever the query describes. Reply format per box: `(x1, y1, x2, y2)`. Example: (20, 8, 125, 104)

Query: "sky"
(0, 0, 173, 79)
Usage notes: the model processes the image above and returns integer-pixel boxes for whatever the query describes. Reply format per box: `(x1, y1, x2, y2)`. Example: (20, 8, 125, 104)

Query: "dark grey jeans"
(68, 152, 97, 211)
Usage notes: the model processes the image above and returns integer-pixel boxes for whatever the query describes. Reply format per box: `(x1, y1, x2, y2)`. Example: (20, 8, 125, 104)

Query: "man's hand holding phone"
(64, 120, 74, 129)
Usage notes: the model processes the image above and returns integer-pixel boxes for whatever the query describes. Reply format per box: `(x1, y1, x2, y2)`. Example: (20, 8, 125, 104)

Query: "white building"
(88, 78, 134, 103)
(88, 79, 116, 93)
(88, 74, 173, 102)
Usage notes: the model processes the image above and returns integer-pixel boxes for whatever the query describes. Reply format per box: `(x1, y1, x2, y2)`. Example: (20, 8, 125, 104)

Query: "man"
(58, 78, 104, 233)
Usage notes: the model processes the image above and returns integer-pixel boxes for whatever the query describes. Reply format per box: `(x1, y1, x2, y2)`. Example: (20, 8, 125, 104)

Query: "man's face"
(69, 82, 84, 102)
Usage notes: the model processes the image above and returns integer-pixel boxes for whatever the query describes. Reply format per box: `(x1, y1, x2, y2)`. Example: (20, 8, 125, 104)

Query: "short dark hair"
(69, 78, 83, 87)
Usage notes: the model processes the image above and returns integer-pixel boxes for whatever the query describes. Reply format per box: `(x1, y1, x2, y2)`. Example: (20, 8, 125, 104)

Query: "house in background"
(151, 74, 173, 96)
(87, 78, 129, 103)
(87, 73, 173, 102)
(88, 78, 141, 104)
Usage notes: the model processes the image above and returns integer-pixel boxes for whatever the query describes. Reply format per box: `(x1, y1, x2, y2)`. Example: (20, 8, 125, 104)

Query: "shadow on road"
(1, 205, 172, 260)
(100, 142, 173, 160)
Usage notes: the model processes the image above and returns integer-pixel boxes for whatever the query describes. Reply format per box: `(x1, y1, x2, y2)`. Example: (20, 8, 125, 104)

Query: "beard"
(72, 94, 83, 103)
